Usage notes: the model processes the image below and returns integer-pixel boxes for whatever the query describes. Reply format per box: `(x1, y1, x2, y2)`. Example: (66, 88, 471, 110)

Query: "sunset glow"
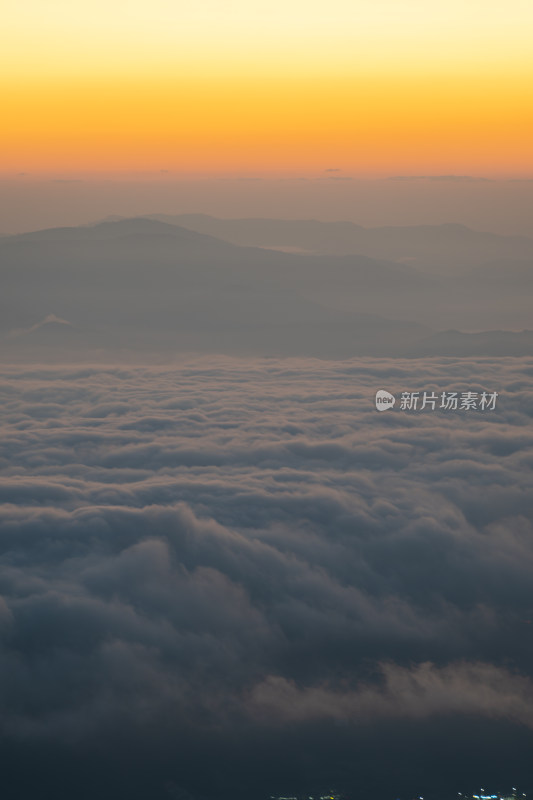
(2, 0, 533, 175)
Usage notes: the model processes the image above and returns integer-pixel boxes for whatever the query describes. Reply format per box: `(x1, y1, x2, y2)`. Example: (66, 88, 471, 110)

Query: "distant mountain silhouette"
(1, 217, 531, 360)
(8, 217, 234, 249)
(149, 214, 533, 271)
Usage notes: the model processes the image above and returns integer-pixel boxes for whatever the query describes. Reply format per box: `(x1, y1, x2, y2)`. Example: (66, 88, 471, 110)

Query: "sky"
(2, 0, 533, 176)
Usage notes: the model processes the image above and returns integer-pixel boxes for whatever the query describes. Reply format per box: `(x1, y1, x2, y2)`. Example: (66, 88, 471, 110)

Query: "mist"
(1, 174, 533, 236)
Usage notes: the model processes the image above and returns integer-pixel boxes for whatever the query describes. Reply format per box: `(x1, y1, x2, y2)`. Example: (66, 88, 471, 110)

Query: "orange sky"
(2, 0, 533, 176)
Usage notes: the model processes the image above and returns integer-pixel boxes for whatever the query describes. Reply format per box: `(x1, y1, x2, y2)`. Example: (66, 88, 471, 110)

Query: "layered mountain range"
(1, 216, 532, 360)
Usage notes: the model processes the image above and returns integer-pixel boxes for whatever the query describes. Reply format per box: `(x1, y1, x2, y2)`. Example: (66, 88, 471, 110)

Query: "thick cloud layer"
(1, 357, 533, 799)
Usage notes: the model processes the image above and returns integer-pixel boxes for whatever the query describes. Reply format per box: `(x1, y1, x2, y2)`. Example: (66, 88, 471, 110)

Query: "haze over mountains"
(148, 213, 533, 270)
(1, 216, 532, 360)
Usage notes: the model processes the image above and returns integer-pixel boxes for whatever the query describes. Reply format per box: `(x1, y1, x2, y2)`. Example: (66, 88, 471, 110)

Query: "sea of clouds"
(1, 356, 533, 798)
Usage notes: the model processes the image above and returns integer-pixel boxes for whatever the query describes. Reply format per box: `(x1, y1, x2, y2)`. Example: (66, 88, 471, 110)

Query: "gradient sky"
(2, 0, 533, 175)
